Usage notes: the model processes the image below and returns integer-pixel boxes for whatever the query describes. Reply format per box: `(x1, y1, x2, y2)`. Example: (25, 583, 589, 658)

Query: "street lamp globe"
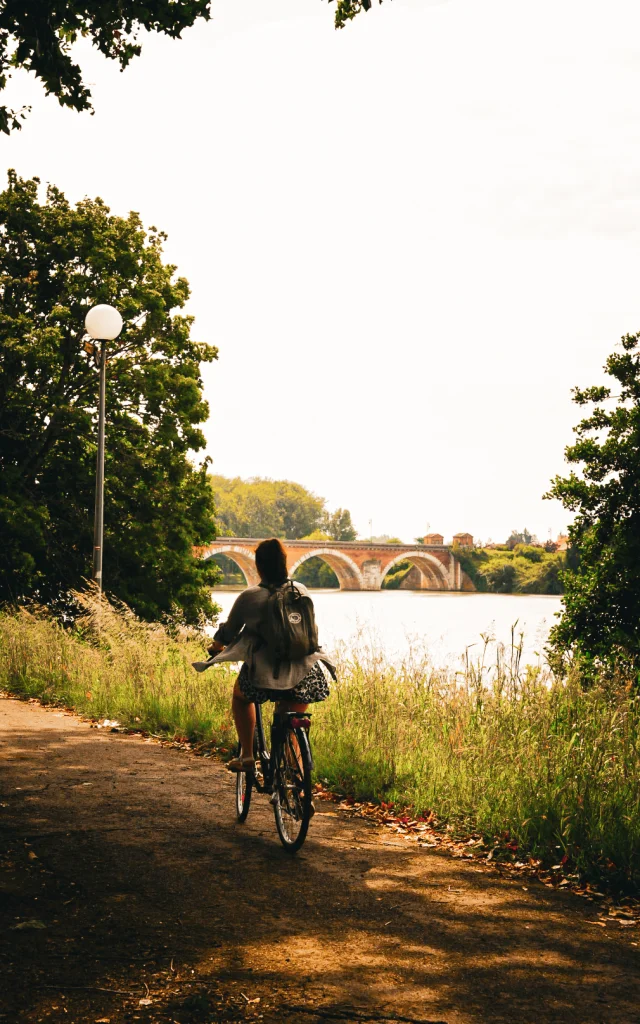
(85, 304, 123, 341)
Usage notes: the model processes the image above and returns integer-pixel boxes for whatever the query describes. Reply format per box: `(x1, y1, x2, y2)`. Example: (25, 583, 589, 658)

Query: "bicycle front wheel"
(273, 725, 313, 853)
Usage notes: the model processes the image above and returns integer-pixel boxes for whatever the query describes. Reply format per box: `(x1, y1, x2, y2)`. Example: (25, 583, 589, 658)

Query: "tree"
(0, 170, 219, 622)
(324, 507, 357, 541)
(210, 476, 327, 540)
(506, 528, 536, 549)
(210, 476, 360, 542)
(0, 1, 211, 135)
(546, 332, 640, 676)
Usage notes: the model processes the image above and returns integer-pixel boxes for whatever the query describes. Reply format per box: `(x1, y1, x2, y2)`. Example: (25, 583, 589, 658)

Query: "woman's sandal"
(226, 756, 255, 773)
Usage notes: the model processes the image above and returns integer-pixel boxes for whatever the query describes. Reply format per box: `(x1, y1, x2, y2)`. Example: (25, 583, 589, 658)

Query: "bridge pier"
(361, 559, 383, 590)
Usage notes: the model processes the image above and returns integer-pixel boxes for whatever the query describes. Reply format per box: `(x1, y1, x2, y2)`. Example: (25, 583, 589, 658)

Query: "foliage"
(325, 507, 357, 541)
(209, 553, 245, 587)
(0, 1, 387, 134)
(381, 559, 413, 589)
(514, 544, 543, 563)
(301, 530, 333, 542)
(0, 171, 219, 623)
(455, 546, 566, 595)
(478, 556, 518, 593)
(506, 527, 537, 549)
(333, 0, 385, 30)
(3, 600, 640, 888)
(210, 475, 325, 540)
(0, 0, 211, 135)
(547, 332, 640, 678)
(292, 556, 339, 590)
(210, 474, 357, 542)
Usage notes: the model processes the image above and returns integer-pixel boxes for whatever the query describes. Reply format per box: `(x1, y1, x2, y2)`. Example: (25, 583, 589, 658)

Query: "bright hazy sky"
(4, 0, 640, 544)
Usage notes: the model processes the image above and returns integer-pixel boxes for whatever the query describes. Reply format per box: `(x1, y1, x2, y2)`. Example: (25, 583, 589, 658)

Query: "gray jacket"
(192, 581, 336, 691)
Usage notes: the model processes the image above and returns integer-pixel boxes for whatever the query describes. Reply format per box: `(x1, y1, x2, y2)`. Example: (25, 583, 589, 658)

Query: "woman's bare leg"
(232, 680, 256, 759)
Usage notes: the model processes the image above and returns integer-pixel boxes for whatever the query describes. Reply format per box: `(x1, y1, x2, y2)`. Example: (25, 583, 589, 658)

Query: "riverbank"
(1, 596, 638, 890)
(454, 545, 566, 594)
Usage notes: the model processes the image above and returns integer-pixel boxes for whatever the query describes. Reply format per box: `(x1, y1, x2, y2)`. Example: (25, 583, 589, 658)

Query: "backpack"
(260, 579, 319, 679)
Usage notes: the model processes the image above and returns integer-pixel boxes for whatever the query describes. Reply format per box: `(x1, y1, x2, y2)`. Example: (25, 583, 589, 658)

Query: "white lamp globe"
(85, 304, 123, 341)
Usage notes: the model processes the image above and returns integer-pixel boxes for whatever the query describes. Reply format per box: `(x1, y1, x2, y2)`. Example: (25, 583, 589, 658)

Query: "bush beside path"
(1, 694, 639, 1024)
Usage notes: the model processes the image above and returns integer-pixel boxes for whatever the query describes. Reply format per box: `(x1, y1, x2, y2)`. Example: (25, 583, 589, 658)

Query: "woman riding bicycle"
(200, 538, 334, 773)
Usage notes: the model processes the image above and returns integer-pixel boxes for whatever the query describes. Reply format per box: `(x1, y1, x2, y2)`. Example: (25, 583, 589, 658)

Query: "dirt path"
(1, 695, 638, 1024)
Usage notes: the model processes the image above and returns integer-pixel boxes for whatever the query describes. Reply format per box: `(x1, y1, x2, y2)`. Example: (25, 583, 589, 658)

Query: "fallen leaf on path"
(11, 919, 46, 930)
(138, 998, 152, 1006)
(241, 992, 261, 1004)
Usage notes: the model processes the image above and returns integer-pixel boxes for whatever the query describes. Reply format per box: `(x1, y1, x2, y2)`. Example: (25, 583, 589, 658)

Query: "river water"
(212, 590, 563, 670)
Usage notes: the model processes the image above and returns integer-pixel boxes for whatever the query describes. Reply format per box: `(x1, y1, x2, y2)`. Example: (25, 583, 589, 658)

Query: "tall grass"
(1, 595, 639, 887)
(313, 636, 640, 887)
(0, 594, 237, 749)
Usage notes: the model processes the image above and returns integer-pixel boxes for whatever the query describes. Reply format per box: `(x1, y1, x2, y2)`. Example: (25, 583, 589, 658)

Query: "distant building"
(556, 534, 569, 551)
(453, 532, 474, 548)
(423, 532, 444, 545)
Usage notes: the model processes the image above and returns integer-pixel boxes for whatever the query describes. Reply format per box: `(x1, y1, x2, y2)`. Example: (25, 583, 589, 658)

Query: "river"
(211, 590, 563, 670)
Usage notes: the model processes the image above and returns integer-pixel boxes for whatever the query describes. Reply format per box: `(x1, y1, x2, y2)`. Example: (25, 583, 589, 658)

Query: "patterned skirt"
(237, 661, 330, 705)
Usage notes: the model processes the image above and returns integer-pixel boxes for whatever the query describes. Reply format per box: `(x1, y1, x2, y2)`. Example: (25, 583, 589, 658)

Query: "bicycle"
(234, 702, 314, 853)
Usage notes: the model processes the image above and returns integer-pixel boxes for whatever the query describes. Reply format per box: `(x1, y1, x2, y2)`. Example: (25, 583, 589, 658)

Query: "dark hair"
(255, 538, 288, 585)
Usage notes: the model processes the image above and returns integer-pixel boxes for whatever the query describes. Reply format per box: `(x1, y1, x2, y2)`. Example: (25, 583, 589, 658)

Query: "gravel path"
(1, 694, 638, 1024)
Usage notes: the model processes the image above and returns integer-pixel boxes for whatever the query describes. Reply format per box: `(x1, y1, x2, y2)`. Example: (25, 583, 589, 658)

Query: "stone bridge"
(196, 539, 474, 592)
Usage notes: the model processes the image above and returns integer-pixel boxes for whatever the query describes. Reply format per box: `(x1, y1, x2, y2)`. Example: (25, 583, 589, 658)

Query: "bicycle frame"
(252, 702, 273, 794)
(250, 703, 312, 796)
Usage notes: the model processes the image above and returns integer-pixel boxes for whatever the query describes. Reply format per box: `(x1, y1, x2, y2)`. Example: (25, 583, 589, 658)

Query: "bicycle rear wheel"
(235, 742, 253, 823)
(273, 725, 313, 853)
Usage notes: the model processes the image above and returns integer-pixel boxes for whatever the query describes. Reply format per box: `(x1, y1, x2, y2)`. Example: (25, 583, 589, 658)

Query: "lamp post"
(84, 304, 123, 592)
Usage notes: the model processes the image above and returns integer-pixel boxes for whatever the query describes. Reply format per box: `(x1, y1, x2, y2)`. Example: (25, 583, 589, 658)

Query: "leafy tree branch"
(0, 0, 211, 134)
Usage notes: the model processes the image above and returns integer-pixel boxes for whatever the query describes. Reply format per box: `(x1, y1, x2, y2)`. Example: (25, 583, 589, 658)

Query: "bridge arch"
(205, 545, 260, 587)
(289, 548, 364, 591)
(380, 551, 450, 591)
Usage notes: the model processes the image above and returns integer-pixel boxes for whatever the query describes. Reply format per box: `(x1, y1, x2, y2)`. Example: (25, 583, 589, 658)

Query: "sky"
(4, 0, 640, 544)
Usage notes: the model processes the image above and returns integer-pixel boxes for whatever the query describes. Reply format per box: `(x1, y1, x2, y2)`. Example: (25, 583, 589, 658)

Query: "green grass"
(1, 594, 639, 888)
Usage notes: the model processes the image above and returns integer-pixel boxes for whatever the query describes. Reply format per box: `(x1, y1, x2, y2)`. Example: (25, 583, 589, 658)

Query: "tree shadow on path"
(1, 699, 638, 1024)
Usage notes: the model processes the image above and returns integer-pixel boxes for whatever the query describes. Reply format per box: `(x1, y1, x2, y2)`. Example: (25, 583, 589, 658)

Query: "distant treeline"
(454, 545, 567, 595)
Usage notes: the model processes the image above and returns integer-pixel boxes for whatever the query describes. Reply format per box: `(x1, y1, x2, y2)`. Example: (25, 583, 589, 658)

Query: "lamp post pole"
(93, 339, 107, 591)
(84, 304, 123, 595)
